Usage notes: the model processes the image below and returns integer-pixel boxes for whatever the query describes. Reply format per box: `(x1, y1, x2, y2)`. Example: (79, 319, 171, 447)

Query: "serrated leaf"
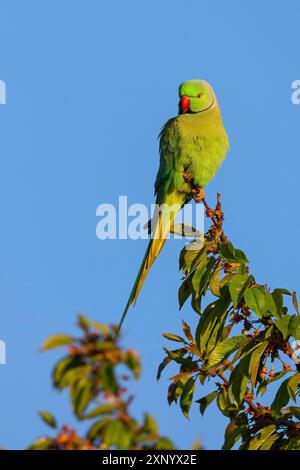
(287, 372, 300, 402)
(229, 274, 251, 307)
(293, 291, 299, 314)
(162, 333, 185, 343)
(248, 425, 276, 450)
(219, 242, 236, 262)
(244, 287, 266, 318)
(265, 292, 280, 318)
(155, 437, 176, 450)
(271, 377, 291, 412)
(83, 404, 115, 420)
(273, 288, 292, 296)
(87, 418, 110, 440)
(171, 223, 202, 238)
(285, 436, 300, 450)
(103, 420, 129, 449)
(157, 356, 172, 380)
(180, 377, 196, 418)
(196, 390, 218, 415)
(248, 341, 268, 388)
(288, 316, 300, 340)
(207, 335, 248, 368)
(209, 260, 221, 297)
(179, 240, 205, 275)
(178, 278, 192, 310)
(72, 380, 94, 417)
(196, 298, 231, 356)
(88, 321, 111, 336)
(144, 413, 158, 437)
(191, 257, 215, 312)
(41, 334, 74, 351)
(38, 411, 57, 429)
(274, 316, 290, 339)
(27, 437, 52, 450)
(258, 431, 279, 450)
(217, 388, 237, 417)
(52, 356, 75, 389)
(222, 414, 249, 450)
(283, 406, 300, 420)
(182, 320, 193, 343)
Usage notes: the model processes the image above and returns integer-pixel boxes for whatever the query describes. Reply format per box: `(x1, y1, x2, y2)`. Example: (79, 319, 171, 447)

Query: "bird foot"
(183, 171, 193, 183)
(192, 187, 205, 203)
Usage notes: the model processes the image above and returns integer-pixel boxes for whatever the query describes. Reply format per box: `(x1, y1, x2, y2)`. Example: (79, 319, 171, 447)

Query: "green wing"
(155, 117, 185, 205)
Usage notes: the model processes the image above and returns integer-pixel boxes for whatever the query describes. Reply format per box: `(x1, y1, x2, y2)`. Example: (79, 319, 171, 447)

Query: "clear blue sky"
(0, 0, 299, 450)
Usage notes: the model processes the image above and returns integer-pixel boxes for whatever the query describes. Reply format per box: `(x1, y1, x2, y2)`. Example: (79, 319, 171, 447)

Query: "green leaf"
(271, 290, 284, 317)
(265, 292, 281, 318)
(228, 342, 267, 404)
(288, 316, 300, 340)
(285, 436, 300, 450)
(217, 388, 237, 417)
(27, 437, 52, 450)
(179, 240, 205, 275)
(229, 372, 248, 406)
(72, 380, 94, 417)
(209, 261, 221, 297)
(157, 356, 172, 380)
(178, 278, 192, 309)
(180, 377, 196, 418)
(271, 377, 291, 412)
(144, 413, 159, 437)
(207, 335, 248, 368)
(244, 287, 266, 318)
(234, 248, 249, 263)
(52, 357, 75, 389)
(287, 372, 300, 402)
(273, 288, 292, 296)
(274, 316, 290, 339)
(41, 334, 74, 351)
(162, 333, 185, 343)
(293, 291, 299, 314)
(171, 223, 202, 238)
(229, 274, 251, 307)
(191, 257, 216, 312)
(222, 414, 249, 450)
(283, 406, 300, 420)
(83, 404, 115, 420)
(88, 321, 111, 336)
(196, 391, 218, 415)
(103, 420, 130, 449)
(123, 350, 141, 379)
(77, 313, 90, 330)
(196, 298, 231, 356)
(248, 341, 268, 388)
(87, 418, 110, 440)
(155, 437, 176, 450)
(258, 432, 279, 450)
(38, 411, 57, 429)
(248, 425, 276, 450)
(99, 363, 118, 393)
(167, 382, 180, 405)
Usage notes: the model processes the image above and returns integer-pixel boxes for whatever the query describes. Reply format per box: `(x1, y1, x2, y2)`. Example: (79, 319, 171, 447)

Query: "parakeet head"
(178, 80, 216, 114)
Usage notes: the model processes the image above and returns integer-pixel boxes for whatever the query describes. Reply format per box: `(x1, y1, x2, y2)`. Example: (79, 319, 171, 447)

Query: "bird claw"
(183, 171, 193, 183)
(192, 187, 205, 203)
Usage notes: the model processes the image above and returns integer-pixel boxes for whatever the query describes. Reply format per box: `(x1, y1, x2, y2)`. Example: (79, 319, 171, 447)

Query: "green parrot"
(118, 79, 229, 331)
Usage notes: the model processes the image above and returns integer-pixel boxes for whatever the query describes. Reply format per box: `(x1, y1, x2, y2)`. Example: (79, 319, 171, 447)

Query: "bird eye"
(196, 93, 202, 98)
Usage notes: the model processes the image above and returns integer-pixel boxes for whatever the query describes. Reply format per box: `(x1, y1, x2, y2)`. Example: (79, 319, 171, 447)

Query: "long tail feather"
(117, 207, 178, 333)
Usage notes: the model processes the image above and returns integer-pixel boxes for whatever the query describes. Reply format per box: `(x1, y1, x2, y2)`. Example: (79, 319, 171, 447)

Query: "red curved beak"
(179, 95, 190, 114)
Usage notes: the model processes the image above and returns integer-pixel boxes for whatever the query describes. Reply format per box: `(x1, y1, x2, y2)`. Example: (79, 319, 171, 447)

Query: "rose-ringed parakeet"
(118, 79, 229, 331)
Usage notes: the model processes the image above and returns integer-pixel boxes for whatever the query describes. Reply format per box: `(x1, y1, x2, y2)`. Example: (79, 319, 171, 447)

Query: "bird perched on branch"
(118, 79, 229, 332)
